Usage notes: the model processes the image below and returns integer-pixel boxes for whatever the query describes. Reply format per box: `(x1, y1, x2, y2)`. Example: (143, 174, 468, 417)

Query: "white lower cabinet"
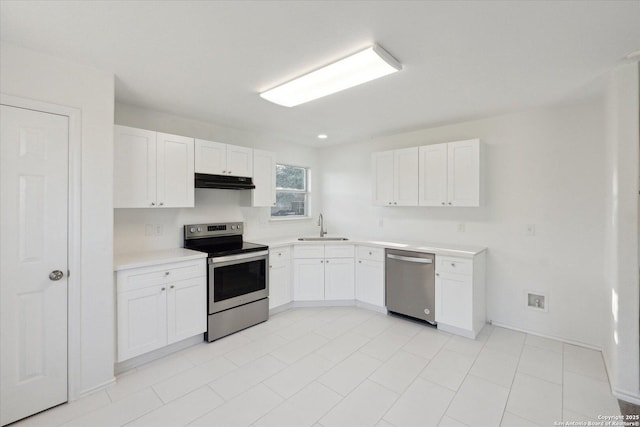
(116, 259, 206, 362)
(293, 244, 355, 301)
(268, 246, 292, 309)
(355, 246, 385, 307)
(293, 258, 326, 300)
(435, 253, 486, 339)
(325, 258, 355, 300)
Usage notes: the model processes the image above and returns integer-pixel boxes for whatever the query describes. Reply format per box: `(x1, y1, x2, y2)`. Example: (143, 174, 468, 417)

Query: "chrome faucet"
(318, 213, 327, 237)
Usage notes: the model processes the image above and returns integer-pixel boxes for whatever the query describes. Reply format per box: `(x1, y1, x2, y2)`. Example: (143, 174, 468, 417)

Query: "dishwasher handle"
(387, 253, 433, 264)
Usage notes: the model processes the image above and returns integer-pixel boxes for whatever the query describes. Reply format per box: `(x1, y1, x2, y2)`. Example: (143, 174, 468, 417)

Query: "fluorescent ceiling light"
(317, 134, 328, 139)
(260, 44, 402, 107)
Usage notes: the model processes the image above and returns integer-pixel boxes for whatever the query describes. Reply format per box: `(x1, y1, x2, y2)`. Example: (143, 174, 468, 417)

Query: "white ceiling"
(1, 1, 639, 146)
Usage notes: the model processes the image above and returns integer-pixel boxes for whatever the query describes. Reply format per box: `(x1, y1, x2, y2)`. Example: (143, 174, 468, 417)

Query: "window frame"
(270, 163, 312, 220)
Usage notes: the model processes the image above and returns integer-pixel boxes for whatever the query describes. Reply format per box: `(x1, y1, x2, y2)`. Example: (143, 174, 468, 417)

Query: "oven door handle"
(209, 250, 269, 264)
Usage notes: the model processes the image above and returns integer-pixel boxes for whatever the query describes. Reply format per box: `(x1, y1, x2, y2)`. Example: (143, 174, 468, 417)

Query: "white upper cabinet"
(419, 139, 480, 207)
(418, 143, 447, 206)
(372, 147, 419, 206)
(252, 149, 276, 207)
(157, 132, 195, 208)
(372, 151, 394, 206)
(114, 125, 194, 208)
(394, 147, 419, 205)
(447, 139, 480, 206)
(195, 139, 253, 177)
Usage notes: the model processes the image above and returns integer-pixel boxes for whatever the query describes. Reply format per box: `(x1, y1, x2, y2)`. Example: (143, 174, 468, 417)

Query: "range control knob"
(189, 227, 196, 233)
(197, 227, 202, 232)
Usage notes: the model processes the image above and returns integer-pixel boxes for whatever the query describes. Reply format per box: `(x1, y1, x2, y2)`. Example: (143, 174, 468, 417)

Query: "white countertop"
(114, 237, 486, 271)
(248, 236, 486, 258)
(114, 248, 207, 271)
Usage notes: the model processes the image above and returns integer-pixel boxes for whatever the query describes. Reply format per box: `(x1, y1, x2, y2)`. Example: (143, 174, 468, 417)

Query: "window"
(270, 164, 310, 218)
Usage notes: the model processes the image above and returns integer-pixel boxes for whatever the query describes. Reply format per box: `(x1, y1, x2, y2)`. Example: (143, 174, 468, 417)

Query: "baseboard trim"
(115, 335, 204, 375)
(614, 389, 640, 405)
(72, 377, 116, 401)
(269, 302, 293, 315)
(291, 300, 356, 308)
(489, 321, 602, 351)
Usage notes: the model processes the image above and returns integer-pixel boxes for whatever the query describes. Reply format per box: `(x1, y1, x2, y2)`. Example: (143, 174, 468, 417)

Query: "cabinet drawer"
(357, 246, 384, 262)
(117, 259, 206, 293)
(270, 246, 291, 261)
(294, 245, 324, 259)
(437, 256, 472, 275)
(325, 245, 355, 258)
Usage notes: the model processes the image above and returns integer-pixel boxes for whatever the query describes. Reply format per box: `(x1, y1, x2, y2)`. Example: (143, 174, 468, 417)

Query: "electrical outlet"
(525, 224, 536, 236)
(145, 224, 153, 236)
(155, 224, 163, 236)
(457, 223, 465, 232)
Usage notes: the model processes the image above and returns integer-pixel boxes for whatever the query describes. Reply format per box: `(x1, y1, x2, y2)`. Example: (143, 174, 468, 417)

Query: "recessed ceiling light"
(260, 44, 402, 108)
(317, 134, 328, 139)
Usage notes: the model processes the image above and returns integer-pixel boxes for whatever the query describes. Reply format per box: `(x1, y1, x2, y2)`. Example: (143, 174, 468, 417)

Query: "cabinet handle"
(394, 202, 397, 205)
(170, 285, 174, 289)
(441, 202, 445, 205)
(320, 260, 324, 263)
(165, 271, 170, 276)
(368, 251, 372, 255)
(269, 265, 273, 268)
(151, 202, 156, 206)
(228, 171, 232, 174)
(222, 170, 227, 173)
(278, 253, 282, 256)
(161, 287, 166, 291)
(451, 263, 456, 267)
(159, 202, 164, 206)
(358, 260, 362, 263)
(388, 202, 392, 205)
(448, 202, 452, 205)
(436, 273, 440, 277)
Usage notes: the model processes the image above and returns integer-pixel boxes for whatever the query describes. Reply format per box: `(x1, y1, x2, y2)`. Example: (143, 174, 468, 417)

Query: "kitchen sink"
(297, 237, 349, 241)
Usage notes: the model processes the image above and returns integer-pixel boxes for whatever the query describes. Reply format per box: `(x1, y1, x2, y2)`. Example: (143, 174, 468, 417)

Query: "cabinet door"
(269, 261, 291, 309)
(447, 139, 479, 206)
(195, 139, 226, 174)
(293, 259, 325, 300)
(117, 286, 167, 362)
(325, 258, 355, 300)
(167, 277, 206, 344)
(419, 143, 448, 206)
(226, 145, 253, 177)
(394, 147, 419, 206)
(252, 149, 276, 207)
(356, 259, 384, 307)
(114, 125, 157, 208)
(435, 273, 472, 330)
(372, 151, 394, 206)
(157, 132, 195, 208)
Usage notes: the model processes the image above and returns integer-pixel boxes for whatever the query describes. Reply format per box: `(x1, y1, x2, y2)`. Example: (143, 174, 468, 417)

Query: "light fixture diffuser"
(260, 44, 402, 107)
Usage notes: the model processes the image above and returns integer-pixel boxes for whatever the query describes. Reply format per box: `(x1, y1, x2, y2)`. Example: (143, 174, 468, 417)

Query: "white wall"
(113, 103, 321, 253)
(320, 99, 608, 348)
(0, 43, 115, 397)
(604, 62, 640, 403)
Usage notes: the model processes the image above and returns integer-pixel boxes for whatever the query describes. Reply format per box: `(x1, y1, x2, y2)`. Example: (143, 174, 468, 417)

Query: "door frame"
(1, 94, 83, 401)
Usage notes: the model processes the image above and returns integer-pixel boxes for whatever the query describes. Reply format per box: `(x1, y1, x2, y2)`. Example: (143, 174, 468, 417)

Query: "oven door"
(208, 250, 268, 314)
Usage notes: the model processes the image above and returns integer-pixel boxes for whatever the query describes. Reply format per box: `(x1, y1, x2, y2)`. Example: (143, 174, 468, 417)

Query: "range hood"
(195, 173, 255, 190)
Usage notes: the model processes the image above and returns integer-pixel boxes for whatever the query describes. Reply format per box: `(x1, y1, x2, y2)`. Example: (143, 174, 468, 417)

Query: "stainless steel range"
(183, 222, 269, 342)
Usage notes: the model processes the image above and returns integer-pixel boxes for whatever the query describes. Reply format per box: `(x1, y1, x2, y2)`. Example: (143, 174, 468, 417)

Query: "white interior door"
(1, 105, 69, 426)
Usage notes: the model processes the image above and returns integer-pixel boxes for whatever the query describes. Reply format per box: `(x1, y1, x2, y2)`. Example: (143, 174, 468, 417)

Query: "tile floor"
(16, 306, 621, 427)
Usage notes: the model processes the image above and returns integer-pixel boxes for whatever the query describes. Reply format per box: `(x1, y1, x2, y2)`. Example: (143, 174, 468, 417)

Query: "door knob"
(49, 270, 64, 281)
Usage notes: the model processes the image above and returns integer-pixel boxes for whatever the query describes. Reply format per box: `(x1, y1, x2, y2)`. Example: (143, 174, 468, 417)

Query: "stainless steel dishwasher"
(385, 249, 436, 324)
